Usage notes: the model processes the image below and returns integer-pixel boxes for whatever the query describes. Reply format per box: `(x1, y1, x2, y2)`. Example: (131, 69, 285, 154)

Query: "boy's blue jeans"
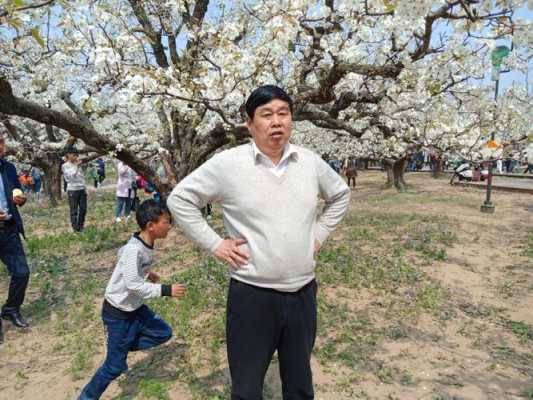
(79, 305, 172, 400)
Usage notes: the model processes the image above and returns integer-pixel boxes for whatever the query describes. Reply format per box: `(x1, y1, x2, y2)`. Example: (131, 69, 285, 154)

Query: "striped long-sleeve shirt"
(104, 234, 171, 313)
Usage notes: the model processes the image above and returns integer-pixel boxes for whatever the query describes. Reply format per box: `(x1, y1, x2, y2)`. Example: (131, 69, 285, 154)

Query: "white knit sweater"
(167, 142, 350, 292)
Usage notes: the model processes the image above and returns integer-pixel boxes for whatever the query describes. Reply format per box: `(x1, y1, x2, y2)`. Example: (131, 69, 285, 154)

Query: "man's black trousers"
(0, 221, 30, 312)
(226, 278, 317, 400)
(67, 189, 87, 231)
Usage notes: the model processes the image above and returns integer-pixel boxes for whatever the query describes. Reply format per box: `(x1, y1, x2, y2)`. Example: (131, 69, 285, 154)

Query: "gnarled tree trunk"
(383, 158, 407, 190)
(432, 157, 444, 178)
(43, 159, 62, 206)
(33, 152, 63, 207)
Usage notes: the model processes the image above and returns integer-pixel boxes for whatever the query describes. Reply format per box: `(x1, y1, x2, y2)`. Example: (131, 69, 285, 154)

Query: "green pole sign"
(491, 45, 511, 67)
(491, 45, 510, 81)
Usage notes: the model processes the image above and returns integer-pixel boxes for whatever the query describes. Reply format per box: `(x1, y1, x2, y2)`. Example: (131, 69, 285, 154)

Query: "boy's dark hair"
(65, 146, 78, 155)
(245, 85, 293, 119)
(136, 199, 170, 230)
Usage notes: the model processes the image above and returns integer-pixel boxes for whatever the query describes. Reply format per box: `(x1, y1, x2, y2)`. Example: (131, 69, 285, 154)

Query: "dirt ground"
(0, 171, 531, 400)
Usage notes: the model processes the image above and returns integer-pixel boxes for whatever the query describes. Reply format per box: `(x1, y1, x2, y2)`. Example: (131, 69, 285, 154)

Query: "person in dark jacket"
(0, 134, 31, 344)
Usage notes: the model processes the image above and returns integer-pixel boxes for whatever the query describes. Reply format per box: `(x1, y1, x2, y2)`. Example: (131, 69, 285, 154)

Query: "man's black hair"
(245, 85, 293, 119)
(136, 199, 170, 230)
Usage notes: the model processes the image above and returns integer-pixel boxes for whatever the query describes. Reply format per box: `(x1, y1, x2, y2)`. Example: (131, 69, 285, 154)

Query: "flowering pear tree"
(0, 0, 531, 194)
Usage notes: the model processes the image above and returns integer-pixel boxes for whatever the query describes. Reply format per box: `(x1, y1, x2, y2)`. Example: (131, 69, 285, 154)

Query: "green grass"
(18, 200, 458, 395)
(66, 335, 97, 380)
(522, 231, 533, 259)
(11, 178, 532, 398)
(504, 319, 533, 343)
(145, 258, 231, 398)
(416, 283, 443, 313)
(138, 378, 170, 400)
(312, 209, 455, 383)
(521, 387, 533, 399)
(363, 186, 479, 208)
(25, 224, 129, 257)
(343, 210, 456, 265)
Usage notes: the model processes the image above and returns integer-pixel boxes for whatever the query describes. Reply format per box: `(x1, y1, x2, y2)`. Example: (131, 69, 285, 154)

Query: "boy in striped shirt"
(79, 199, 186, 400)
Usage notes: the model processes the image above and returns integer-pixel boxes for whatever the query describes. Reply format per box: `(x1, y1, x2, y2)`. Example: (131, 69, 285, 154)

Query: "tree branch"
(0, 0, 55, 18)
(127, 0, 169, 68)
(0, 76, 170, 193)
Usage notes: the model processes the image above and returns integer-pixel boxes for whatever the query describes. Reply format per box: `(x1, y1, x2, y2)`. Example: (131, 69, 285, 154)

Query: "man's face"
(0, 137, 5, 158)
(246, 99, 293, 156)
(67, 153, 77, 162)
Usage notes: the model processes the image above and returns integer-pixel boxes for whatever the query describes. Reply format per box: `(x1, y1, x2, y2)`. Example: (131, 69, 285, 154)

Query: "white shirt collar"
(251, 140, 298, 165)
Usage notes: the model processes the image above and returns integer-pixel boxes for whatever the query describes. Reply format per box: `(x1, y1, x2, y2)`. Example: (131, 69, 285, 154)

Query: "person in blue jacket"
(0, 134, 31, 344)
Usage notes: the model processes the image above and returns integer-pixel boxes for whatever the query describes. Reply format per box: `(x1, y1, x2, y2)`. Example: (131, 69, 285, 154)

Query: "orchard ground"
(0, 171, 532, 400)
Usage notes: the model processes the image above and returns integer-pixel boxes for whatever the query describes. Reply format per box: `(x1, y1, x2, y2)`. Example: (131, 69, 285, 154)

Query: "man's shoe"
(1, 310, 29, 328)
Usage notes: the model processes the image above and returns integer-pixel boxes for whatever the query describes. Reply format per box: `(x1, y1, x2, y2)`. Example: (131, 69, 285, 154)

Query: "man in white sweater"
(167, 85, 350, 400)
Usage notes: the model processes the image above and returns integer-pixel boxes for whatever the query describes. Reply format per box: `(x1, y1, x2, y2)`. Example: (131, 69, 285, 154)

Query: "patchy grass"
(25, 224, 130, 257)
(137, 378, 170, 400)
(504, 319, 533, 343)
(2, 173, 532, 399)
(522, 231, 533, 259)
(15, 194, 461, 394)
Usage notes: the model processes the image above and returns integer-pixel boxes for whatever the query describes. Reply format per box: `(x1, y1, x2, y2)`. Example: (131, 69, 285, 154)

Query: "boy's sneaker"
(206, 215, 213, 221)
(115, 217, 122, 223)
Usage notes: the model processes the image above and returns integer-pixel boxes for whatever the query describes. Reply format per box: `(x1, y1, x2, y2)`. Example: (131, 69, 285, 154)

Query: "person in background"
(30, 166, 43, 198)
(429, 152, 440, 172)
(0, 134, 31, 342)
(328, 158, 341, 173)
(408, 153, 417, 171)
(19, 170, 33, 194)
(522, 144, 533, 174)
(115, 161, 135, 223)
(90, 162, 99, 188)
(96, 158, 106, 186)
(496, 159, 503, 174)
(62, 147, 87, 232)
(344, 156, 358, 189)
(201, 202, 213, 221)
(508, 155, 518, 173)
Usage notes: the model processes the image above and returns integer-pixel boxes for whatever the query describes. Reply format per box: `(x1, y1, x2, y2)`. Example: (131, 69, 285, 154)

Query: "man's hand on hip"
(214, 238, 250, 270)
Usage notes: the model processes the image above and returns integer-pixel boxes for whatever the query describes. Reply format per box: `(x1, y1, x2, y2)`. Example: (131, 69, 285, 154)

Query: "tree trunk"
(393, 158, 407, 190)
(384, 161, 394, 188)
(432, 157, 444, 178)
(32, 152, 63, 207)
(383, 158, 407, 190)
(42, 159, 62, 207)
